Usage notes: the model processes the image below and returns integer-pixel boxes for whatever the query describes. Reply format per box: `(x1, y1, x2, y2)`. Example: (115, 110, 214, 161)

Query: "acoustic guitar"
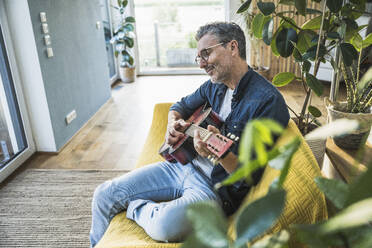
(158, 105, 239, 165)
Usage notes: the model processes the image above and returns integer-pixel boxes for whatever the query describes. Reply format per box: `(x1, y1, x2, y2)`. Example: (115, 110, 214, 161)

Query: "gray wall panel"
(27, 0, 111, 150)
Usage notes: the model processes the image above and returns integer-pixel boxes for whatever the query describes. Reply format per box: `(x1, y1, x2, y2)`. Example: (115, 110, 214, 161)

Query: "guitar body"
(159, 105, 224, 165)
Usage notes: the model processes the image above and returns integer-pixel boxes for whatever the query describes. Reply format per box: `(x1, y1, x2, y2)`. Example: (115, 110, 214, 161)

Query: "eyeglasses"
(195, 42, 224, 65)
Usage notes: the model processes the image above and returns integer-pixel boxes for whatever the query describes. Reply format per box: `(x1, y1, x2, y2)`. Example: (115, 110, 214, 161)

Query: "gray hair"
(195, 22, 246, 60)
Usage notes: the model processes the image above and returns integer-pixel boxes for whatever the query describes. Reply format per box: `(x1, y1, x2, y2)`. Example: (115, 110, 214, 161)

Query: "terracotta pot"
(326, 101, 372, 150)
(119, 67, 135, 83)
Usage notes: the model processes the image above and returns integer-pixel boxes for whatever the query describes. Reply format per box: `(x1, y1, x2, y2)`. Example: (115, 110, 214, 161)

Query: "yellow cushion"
(96, 103, 327, 248)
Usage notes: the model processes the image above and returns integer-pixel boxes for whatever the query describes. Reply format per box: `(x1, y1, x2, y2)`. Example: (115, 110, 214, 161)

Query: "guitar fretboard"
(184, 124, 210, 139)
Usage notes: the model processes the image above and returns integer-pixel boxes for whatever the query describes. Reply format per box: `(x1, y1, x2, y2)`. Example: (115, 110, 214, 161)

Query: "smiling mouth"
(206, 66, 214, 74)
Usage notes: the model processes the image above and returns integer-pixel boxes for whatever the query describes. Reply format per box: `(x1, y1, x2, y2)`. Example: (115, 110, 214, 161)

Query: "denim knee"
(145, 206, 192, 242)
(92, 181, 112, 210)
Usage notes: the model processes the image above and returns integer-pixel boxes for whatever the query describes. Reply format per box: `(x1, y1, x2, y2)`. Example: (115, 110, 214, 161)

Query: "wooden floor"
(22, 75, 345, 171)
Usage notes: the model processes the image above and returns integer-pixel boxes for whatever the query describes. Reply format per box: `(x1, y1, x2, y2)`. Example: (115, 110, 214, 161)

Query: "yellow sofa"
(96, 103, 328, 248)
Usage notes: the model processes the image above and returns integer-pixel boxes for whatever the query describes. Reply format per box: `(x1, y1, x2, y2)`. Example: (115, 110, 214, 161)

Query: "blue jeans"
(89, 161, 220, 247)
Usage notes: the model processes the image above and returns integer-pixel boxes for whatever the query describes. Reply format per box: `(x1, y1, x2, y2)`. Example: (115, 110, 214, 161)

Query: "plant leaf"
(295, 0, 306, 16)
(252, 13, 266, 39)
(319, 198, 372, 235)
(346, 165, 372, 207)
(237, 0, 253, 14)
(302, 60, 311, 73)
(235, 189, 286, 246)
(262, 18, 274, 45)
(250, 230, 290, 248)
(268, 137, 300, 187)
(297, 30, 315, 54)
(305, 118, 359, 140)
(327, 0, 343, 13)
(186, 201, 229, 248)
(351, 33, 363, 51)
(271, 28, 281, 56)
(302, 44, 327, 61)
(340, 42, 358, 66)
(362, 32, 372, 48)
(276, 28, 298, 57)
(272, 72, 296, 87)
(357, 67, 372, 94)
(305, 73, 323, 96)
(257, 1, 276, 16)
(308, 105, 322, 118)
(314, 177, 349, 209)
(125, 16, 135, 23)
(301, 15, 322, 30)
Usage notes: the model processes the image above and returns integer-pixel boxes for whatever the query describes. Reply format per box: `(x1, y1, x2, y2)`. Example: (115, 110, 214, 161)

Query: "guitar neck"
(184, 124, 210, 139)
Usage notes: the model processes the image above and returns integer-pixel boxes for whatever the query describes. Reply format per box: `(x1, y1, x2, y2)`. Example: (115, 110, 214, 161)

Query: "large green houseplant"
(237, 0, 372, 158)
(110, 0, 136, 83)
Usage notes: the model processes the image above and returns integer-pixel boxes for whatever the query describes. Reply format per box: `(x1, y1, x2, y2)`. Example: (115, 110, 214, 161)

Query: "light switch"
(42, 23, 49, 34)
(40, 12, 47, 22)
(96, 21, 101, 30)
(44, 35, 51, 46)
(46, 47, 54, 58)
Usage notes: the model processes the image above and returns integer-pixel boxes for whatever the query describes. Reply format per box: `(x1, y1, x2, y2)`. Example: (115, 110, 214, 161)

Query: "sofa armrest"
(135, 103, 173, 168)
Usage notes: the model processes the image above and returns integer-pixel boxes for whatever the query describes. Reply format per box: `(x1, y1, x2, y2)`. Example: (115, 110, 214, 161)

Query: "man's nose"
(199, 59, 207, 69)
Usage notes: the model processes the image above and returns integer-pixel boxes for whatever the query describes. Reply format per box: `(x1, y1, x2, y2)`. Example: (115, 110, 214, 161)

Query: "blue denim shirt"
(170, 67, 290, 215)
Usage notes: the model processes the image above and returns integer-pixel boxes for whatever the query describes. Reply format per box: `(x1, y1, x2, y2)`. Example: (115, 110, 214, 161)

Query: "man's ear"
(230, 40, 239, 56)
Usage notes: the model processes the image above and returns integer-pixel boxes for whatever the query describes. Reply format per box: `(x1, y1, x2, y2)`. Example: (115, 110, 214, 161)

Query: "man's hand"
(193, 125, 220, 157)
(165, 119, 190, 145)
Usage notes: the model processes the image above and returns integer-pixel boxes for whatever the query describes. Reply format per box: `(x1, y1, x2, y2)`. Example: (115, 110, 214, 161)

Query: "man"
(90, 22, 289, 247)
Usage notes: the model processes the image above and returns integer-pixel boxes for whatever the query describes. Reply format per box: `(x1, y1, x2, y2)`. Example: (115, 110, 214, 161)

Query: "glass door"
(134, 0, 225, 75)
(0, 2, 35, 182)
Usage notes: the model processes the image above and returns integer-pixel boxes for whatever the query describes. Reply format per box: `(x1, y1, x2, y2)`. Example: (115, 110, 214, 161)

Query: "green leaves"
(276, 28, 298, 57)
(262, 18, 274, 45)
(305, 73, 323, 96)
(237, 0, 253, 14)
(268, 137, 301, 187)
(257, 1, 276, 16)
(272, 72, 296, 87)
(295, 0, 306, 16)
(327, 0, 343, 13)
(314, 177, 349, 209)
(125, 16, 135, 23)
(185, 201, 229, 248)
(235, 189, 286, 247)
(340, 42, 358, 66)
(357, 67, 372, 94)
(345, 163, 372, 207)
(250, 230, 289, 248)
(252, 13, 271, 39)
(301, 15, 322, 30)
(308, 105, 322, 118)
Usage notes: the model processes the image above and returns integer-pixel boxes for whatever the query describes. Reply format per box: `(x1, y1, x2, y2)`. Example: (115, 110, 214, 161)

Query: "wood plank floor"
(22, 75, 345, 171)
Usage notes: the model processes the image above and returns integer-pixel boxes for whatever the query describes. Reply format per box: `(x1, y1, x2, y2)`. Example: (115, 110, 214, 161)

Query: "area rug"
(0, 169, 127, 247)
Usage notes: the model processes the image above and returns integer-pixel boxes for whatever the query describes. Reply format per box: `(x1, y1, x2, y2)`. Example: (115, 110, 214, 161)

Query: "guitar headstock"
(205, 133, 238, 165)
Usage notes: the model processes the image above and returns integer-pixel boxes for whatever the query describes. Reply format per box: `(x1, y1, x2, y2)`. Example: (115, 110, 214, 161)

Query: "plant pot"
(326, 101, 372, 150)
(292, 118, 326, 168)
(119, 67, 135, 83)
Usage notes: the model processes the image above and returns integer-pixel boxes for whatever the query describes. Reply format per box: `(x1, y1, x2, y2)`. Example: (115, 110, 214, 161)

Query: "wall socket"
(65, 110, 77, 125)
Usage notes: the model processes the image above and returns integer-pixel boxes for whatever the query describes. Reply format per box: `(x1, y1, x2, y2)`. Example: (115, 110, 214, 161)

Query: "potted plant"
(237, 0, 371, 165)
(326, 64, 372, 149)
(110, 0, 136, 83)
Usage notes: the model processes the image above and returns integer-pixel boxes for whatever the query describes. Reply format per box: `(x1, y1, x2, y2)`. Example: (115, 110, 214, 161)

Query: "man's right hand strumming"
(165, 111, 190, 145)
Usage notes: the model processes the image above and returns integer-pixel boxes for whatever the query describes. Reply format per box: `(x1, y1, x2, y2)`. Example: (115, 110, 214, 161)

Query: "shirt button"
(233, 125, 237, 129)
(223, 201, 229, 206)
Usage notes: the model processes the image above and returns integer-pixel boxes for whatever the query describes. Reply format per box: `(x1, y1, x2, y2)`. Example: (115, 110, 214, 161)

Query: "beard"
(208, 64, 231, 84)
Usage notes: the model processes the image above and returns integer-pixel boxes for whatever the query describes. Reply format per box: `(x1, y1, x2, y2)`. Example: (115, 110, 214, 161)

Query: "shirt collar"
(233, 66, 253, 101)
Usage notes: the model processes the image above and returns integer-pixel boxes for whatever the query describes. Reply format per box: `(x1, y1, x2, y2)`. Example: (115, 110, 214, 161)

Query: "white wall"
(5, 0, 56, 152)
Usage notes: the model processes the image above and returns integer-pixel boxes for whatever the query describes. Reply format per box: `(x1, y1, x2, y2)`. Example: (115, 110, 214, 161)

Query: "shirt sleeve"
(169, 81, 210, 119)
